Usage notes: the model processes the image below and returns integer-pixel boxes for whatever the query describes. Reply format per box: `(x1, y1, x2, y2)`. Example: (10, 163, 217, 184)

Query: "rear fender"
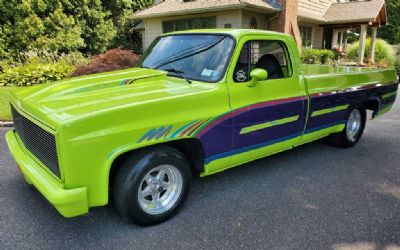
(362, 97, 381, 119)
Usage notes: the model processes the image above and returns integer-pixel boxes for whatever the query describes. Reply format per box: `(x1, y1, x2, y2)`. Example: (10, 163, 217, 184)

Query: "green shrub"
(0, 59, 74, 87)
(346, 38, 396, 66)
(301, 48, 335, 64)
(58, 52, 89, 67)
(393, 45, 400, 73)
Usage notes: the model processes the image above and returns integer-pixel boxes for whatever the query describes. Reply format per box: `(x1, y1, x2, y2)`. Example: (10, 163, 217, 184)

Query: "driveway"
(1, 93, 400, 250)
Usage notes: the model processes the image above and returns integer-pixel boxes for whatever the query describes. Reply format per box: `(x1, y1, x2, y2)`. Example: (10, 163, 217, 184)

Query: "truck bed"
(303, 64, 397, 95)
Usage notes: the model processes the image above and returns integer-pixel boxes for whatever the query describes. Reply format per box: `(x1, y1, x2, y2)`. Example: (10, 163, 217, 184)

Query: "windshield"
(139, 34, 235, 82)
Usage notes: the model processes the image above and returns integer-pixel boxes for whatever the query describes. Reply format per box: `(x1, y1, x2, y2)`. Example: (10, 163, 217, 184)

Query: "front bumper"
(5, 130, 88, 217)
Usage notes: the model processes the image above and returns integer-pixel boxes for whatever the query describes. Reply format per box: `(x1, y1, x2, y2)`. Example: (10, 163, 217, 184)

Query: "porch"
(322, 0, 388, 65)
(298, 0, 388, 66)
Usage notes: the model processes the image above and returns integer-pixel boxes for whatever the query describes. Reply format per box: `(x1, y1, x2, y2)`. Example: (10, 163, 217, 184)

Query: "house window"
(162, 17, 216, 33)
(300, 26, 313, 48)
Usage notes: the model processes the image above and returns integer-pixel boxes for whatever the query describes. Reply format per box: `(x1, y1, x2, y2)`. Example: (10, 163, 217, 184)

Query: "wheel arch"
(362, 97, 381, 118)
(107, 138, 205, 198)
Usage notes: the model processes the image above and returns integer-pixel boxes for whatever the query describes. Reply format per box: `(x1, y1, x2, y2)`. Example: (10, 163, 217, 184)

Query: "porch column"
(332, 29, 339, 49)
(369, 26, 378, 63)
(339, 30, 344, 50)
(358, 24, 368, 65)
(343, 31, 348, 50)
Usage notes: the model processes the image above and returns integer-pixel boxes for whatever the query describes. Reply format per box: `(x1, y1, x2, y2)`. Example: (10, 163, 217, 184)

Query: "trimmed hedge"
(301, 48, 335, 65)
(0, 60, 74, 87)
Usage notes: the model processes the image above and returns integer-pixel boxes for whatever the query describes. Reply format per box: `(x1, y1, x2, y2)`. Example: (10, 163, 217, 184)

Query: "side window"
(233, 40, 291, 83)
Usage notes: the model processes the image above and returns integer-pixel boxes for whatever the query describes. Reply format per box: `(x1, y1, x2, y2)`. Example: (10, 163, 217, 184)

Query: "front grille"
(11, 105, 61, 179)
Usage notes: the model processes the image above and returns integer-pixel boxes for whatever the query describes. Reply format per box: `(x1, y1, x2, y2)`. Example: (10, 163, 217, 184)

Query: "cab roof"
(162, 29, 293, 40)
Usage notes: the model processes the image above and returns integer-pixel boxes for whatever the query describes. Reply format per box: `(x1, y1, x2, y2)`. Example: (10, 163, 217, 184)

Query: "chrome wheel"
(346, 109, 362, 142)
(138, 165, 183, 215)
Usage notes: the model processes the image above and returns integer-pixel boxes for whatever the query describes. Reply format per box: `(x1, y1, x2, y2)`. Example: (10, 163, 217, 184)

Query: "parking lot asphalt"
(1, 91, 400, 250)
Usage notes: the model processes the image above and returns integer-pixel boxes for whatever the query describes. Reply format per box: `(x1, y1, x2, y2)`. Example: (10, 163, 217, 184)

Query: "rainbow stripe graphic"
(136, 82, 398, 165)
(137, 119, 212, 143)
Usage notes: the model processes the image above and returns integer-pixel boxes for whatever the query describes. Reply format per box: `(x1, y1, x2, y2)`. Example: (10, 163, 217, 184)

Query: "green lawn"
(0, 86, 17, 121)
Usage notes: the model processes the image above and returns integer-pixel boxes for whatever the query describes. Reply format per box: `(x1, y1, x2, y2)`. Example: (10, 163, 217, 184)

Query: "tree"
(103, 0, 154, 53)
(0, 0, 154, 60)
(0, 0, 116, 59)
(377, 0, 400, 44)
(0, 0, 84, 59)
(61, 0, 116, 54)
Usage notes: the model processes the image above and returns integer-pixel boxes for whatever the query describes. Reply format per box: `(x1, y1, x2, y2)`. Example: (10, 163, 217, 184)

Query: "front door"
(227, 35, 308, 165)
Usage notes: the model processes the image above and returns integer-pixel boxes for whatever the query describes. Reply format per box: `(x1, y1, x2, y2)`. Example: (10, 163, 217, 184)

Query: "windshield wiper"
(164, 68, 192, 84)
(153, 37, 225, 70)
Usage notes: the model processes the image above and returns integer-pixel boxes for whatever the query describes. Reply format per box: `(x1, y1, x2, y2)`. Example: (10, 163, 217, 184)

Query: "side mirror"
(247, 68, 268, 87)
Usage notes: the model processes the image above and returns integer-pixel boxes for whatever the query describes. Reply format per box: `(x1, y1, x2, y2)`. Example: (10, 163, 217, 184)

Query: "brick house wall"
(268, 0, 302, 51)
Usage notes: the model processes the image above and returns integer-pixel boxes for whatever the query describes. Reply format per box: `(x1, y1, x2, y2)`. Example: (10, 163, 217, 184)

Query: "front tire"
(113, 146, 192, 225)
(326, 106, 366, 148)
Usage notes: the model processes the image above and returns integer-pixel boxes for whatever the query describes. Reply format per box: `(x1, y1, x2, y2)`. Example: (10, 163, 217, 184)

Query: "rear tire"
(113, 146, 192, 226)
(326, 106, 366, 148)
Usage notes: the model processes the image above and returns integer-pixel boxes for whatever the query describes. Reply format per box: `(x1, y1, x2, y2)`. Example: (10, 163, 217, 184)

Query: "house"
(131, 0, 388, 65)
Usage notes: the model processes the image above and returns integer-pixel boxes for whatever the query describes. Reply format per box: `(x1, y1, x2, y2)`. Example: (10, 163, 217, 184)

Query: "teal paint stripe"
(304, 120, 346, 134)
(169, 120, 198, 139)
(204, 132, 302, 164)
(205, 120, 346, 164)
(119, 79, 131, 85)
(137, 126, 173, 143)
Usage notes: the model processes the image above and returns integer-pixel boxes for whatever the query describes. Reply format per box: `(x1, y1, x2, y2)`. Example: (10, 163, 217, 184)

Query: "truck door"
(226, 36, 307, 166)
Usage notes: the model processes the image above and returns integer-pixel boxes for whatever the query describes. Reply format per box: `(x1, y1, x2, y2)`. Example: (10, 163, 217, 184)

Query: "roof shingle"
(323, 0, 385, 24)
(133, 0, 387, 26)
(132, 0, 278, 19)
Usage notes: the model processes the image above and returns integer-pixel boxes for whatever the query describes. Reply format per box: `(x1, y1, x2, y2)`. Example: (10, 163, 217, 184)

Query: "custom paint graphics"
(5, 29, 399, 218)
(137, 119, 212, 143)
(223, 81, 395, 163)
(136, 82, 398, 165)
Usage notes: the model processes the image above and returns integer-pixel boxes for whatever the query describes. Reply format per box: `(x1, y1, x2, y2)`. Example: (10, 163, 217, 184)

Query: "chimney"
(268, 0, 302, 51)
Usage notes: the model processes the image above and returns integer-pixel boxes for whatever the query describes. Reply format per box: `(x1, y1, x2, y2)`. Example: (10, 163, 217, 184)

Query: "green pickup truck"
(6, 29, 398, 225)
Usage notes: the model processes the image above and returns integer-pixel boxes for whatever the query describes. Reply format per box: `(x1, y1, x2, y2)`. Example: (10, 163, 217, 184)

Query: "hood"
(11, 68, 215, 128)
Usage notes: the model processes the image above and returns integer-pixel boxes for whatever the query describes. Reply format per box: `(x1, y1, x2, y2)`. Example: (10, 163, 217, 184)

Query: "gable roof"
(299, 0, 387, 25)
(131, 0, 279, 19)
(298, 0, 335, 16)
(133, 0, 387, 26)
(323, 0, 386, 24)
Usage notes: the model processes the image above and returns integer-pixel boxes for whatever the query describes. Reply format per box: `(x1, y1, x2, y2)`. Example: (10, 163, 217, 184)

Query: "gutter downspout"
(266, 12, 280, 30)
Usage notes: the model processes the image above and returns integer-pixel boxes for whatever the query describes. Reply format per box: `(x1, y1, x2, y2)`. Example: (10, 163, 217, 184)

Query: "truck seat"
(255, 54, 284, 79)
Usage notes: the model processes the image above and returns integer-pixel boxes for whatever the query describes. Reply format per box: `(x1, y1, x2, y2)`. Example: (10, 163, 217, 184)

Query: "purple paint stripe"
(196, 95, 305, 138)
(195, 113, 235, 138)
(234, 96, 305, 114)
